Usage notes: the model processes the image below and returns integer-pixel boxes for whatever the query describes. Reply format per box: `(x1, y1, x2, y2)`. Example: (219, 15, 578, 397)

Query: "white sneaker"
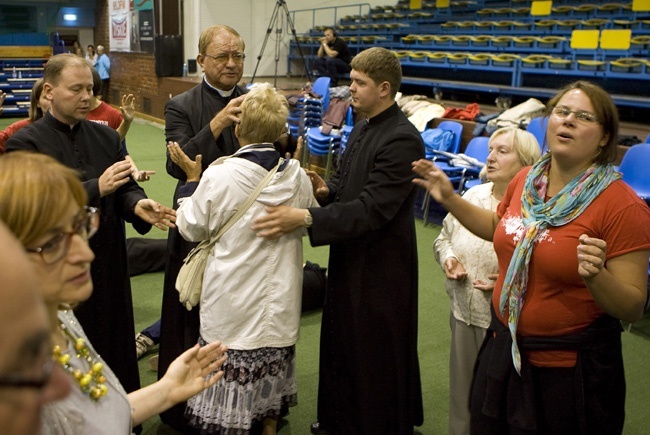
(135, 333, 155, 359)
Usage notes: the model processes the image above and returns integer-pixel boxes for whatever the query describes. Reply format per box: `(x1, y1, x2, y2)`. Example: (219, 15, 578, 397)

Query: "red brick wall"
(94, 0, 192, 120)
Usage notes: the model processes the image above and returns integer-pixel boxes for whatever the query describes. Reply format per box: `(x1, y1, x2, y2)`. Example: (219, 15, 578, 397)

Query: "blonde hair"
(479, 128, 541, 180)
(0, 152, 87, 247)
(490, 127, 541, 166)
(237, 84, 289, 144)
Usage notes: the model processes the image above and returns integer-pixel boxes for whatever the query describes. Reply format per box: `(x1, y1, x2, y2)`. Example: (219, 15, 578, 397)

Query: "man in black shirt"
(314, 27, 351, 87)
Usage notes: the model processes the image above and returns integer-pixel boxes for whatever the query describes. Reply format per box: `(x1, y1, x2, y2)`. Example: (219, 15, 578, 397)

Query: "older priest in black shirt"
(253, 47, 424, 435)
(158, 24, 247, 430)
(6, 53, 176, 398)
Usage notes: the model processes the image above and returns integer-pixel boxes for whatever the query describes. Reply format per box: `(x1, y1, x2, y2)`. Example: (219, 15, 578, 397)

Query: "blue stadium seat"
(526, 116, 548, 152)
(618, 143, 650, 206)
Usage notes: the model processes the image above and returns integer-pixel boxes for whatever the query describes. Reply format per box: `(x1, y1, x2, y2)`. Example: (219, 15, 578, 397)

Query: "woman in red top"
(0, 78, 48, 153)
(413, 81, 650, 435)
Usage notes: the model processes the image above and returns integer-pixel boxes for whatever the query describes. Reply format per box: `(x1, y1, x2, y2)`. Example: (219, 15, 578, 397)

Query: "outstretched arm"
(128, 341, 227, 426)
(412, 159, 499, 241)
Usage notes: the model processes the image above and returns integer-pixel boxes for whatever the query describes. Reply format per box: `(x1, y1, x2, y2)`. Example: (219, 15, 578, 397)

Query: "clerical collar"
(203, 76, 235, 97)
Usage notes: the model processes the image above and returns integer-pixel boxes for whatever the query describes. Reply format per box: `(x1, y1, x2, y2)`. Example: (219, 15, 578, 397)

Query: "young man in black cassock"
(253, 47, 425, 435)
(6, 53, 175, 398)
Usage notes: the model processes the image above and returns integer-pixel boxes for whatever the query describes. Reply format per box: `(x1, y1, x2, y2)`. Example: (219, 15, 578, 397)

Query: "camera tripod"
(249, 0, 312, 86)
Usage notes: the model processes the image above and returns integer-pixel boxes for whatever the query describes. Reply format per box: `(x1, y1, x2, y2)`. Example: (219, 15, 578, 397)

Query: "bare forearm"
(116, 118, 132, 141)
(442, 194, 498, 241)
(128, 380, 175, 426)
(583, 264, 647, 323)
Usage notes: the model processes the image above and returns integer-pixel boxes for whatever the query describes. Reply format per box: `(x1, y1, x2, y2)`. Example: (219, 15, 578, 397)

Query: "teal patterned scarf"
(500, 152, 620, 374)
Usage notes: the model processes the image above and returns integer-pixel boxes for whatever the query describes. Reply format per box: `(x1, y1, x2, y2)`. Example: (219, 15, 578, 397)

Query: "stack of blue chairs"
(287, 77, 331, 138)
(306, 105, 354, 180)
(337, 107, 356, 156)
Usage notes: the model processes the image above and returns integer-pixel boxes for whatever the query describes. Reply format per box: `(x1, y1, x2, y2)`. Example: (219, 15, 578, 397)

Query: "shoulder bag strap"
(205, 158, 282, 247)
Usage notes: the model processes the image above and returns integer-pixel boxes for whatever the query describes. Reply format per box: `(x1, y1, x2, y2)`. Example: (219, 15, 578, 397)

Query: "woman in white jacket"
(171, 84, 318, 435)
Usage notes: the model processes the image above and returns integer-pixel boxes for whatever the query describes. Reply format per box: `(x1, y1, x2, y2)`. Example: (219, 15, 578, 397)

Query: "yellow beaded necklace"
(53, 323, 108, 401)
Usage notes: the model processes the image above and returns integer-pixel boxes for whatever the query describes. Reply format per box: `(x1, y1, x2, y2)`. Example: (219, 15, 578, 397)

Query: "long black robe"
(309, 103, 425, 434)
(6, 112, 150, 395)
(159, 79, 245, 429)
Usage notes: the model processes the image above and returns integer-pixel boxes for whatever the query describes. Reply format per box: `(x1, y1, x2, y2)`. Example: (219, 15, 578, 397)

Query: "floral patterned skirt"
(185, 339, 297, 434)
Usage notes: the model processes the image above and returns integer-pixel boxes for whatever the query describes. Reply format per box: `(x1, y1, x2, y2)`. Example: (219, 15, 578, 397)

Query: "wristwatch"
(304, 210, 313, 228)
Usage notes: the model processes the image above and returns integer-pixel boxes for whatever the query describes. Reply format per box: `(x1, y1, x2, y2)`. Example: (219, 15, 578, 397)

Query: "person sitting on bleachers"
(314, 27, 351, 88)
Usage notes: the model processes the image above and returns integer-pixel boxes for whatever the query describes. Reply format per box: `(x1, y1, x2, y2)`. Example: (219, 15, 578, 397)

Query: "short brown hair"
(546, 80, 619, 165)
(350, 47, 402, 98)
(198, 25, 245, 55)
(43, 53, 90, 86)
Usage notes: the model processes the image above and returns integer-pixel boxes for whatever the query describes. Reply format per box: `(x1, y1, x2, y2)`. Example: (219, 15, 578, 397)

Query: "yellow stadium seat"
(535, 19, 557, 29)
(609, 58, 644, 72)
(409, 51, 428, 61)
(441, 21, 460, 28)
(392, 50, 411, 59)
(513, 36, 536, 47)
(468, 53, 491, 65)
(598, 3, 627, 13)
(530, 1, 553, 17)
(437, 0, 451, 7)
(446, 52, 469, 64)
(548, 58, 573, 69)
(451, 35, 472, 45)
(433, 35, 453, 44)
(417, 35, 436, 43)
(557, 19, 580, 29)
(581, 19, 609, 29)
(575, 4, 598, 13)
(491, 53, 520, 66)
(492, 36, 514, 47)
(477, 8, 497, 16)
(570, 30, 600, 49)
(474, 21, 493, 28)
(401, 35, 418, 44)
(426, 51, 449, 62)
(493, 20, 513, 27)
(613, 19, 638, 28)
(551, 5, 573, 15)
(471, 35, 492, 46)
(600, 29, 632, 50)
(632, 0, 650, 11)
(631, 35, 650, 49)
(577, 59, 606, 71)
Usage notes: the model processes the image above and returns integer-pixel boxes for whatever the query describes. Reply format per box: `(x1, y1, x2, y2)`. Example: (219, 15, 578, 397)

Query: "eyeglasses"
(0, 358, 53, 390)
(26, 206, 99, 265)
(203, 52, 245, 65)
(551, 106, 600, 124)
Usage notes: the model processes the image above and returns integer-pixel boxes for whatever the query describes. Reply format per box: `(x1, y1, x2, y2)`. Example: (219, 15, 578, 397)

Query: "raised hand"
(167, 141, 202, 182)
(120, 94, 136, 123)
(98, 160, 132, 197)
(577, 234, 607, 279)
